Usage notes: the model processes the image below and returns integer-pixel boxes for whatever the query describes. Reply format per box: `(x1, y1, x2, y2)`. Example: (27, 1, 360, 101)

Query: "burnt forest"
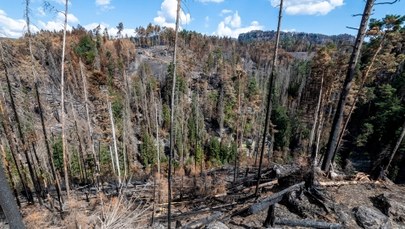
(0, 0, 404, 228)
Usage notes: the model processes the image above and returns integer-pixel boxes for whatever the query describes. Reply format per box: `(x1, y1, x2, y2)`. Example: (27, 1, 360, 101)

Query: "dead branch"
(183, 211, 223, 229)
(275, 219, 342, 228)
(319, 180, 377, 186)
(375, 0, 399, 5)
(248, 181, 305, 215)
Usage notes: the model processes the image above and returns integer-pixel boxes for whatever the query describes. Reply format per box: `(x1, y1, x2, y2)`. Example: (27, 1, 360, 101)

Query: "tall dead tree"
(108, 100, 121, 186)
(80, 60, 100, 187)
(25, 0, 63, 209)
(0, 41, 37, 204)
(60, 0, 70, 198)
(0, 143, 20, 207)
(0, 144, 25, 229)
(0, 92, 31, 204)
(168, 0, 181, 227)
(255, 0, 283, 195)
(322, 0, 375, 171)
(384, 120, 405, 175)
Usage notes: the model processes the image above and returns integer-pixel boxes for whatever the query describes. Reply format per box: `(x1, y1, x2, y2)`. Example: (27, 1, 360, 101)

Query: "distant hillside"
(238, 30, 355, 52)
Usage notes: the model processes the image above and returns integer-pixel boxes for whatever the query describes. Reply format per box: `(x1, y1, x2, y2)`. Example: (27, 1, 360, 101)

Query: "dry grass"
(24, 206, 51, 229)
(97, 191, 151, 229)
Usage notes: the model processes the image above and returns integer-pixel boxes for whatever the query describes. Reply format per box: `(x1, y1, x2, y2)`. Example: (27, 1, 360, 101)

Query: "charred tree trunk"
(34, 82, 64, 208)
(322, 0, 375, 171)
(0, 41, 36, 204)
(384, 120, 405, 175)
(0, 144, 20, 208)
(79, 60, 100, 188)
(0, 150, 25, 229)
(333, 35, 385, 161)
(168, 1, 181, 227)
(0, 91, 32, 204)
(255, 0, 283, 195)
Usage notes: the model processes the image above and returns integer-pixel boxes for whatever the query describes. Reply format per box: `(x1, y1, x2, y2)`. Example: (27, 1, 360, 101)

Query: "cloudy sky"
(0, 0, 403, 38)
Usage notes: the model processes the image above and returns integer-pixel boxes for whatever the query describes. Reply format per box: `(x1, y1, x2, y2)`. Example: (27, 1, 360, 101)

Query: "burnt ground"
(1, 164, 405, 228)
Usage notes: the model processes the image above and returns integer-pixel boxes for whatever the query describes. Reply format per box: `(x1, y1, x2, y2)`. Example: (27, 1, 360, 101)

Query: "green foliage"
(195, 144, 204, 164)
(140, 133, 157, 166)
(75, 35, 96, 64)
(70, 150, 81, 178)
(208, 91, 218, 104)
(287, 82, 300, 98)
(52, 137, 63, 172)
(224, 98, 236, 127)
(356, 123, 374, 147)
(247, 77, 258, 99)
(162, 104, 170, 130)
(271, 105, 291, 150)
(213, 140, 237, 164)
(99, 145, 111, 165)
(373, 84, 403, 135)
(111, 95, 124, 121)
(209, 137, 221, 163)
(162, 63, 187, 104)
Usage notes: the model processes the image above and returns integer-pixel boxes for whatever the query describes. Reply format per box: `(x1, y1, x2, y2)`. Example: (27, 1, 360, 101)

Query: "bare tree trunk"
(25, 0, 63, 209)
(308, 76, 323, 152)
(333, 35, 385, 158)
(0, 143, 20, 208)
(155, 98, 161, 175)
(0, 41, 37, 204)
(168, 1, 181, 227)
(70, 99, 88, 184)
(255, 0, 283, 196)
(79, 60, 100, 187)
(109, 145, 116, 177)
(384, 120, 405, 174)
(0, 145, 25, 229)
(108, 101, 121, 186)
(322, 0, 375, 171)
(61, 0, 70, 198)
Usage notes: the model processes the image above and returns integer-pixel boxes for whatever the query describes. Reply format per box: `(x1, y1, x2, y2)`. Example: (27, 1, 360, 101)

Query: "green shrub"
(75, 35, 96, 64)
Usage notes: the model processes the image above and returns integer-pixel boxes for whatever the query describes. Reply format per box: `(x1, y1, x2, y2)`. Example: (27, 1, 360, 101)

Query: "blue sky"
(0, 0, 404, 38)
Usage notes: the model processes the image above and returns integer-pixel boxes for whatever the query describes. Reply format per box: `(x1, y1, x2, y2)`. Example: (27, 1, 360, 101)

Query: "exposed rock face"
(206, 221, 229, 229)
(238, 30, 355, 51)
(371, 193, 405, 223)
(353, 206, 390, 229)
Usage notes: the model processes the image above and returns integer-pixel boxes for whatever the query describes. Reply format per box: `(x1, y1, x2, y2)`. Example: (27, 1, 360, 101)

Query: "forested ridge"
(0, 1, 404, 228)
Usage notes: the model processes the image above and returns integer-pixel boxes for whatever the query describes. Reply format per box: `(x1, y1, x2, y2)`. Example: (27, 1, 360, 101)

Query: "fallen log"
(155, 202, 236, 221)
(319, 180, 377, 186)
(275, 219, 342, 229)
(183, 211, 223, 228)
(248, 181, 305, 215)
(242, 180, 278, 193)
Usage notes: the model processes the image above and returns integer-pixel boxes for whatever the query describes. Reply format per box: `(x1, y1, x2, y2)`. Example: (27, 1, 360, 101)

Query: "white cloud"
(0, 9, 26, 37)
(38, 12, 79, 31)
(96, 0, 111, 6)
(282, 28, 296, 32)
(95, 0, 114, 11)
(204, 16, 210, 28)
(198, 0, 224, 3)
(84, 22, 136, 38)
(220, 9, 232, 16)
(271, 0, 344, 15)
(0, 9, 40, 38)
(52, 0, 71, 5)
(37, 7, 46, 17)
(224, 11, 241, 28)
(153, 0, 191, 28)
(215, 11, 263, 38)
